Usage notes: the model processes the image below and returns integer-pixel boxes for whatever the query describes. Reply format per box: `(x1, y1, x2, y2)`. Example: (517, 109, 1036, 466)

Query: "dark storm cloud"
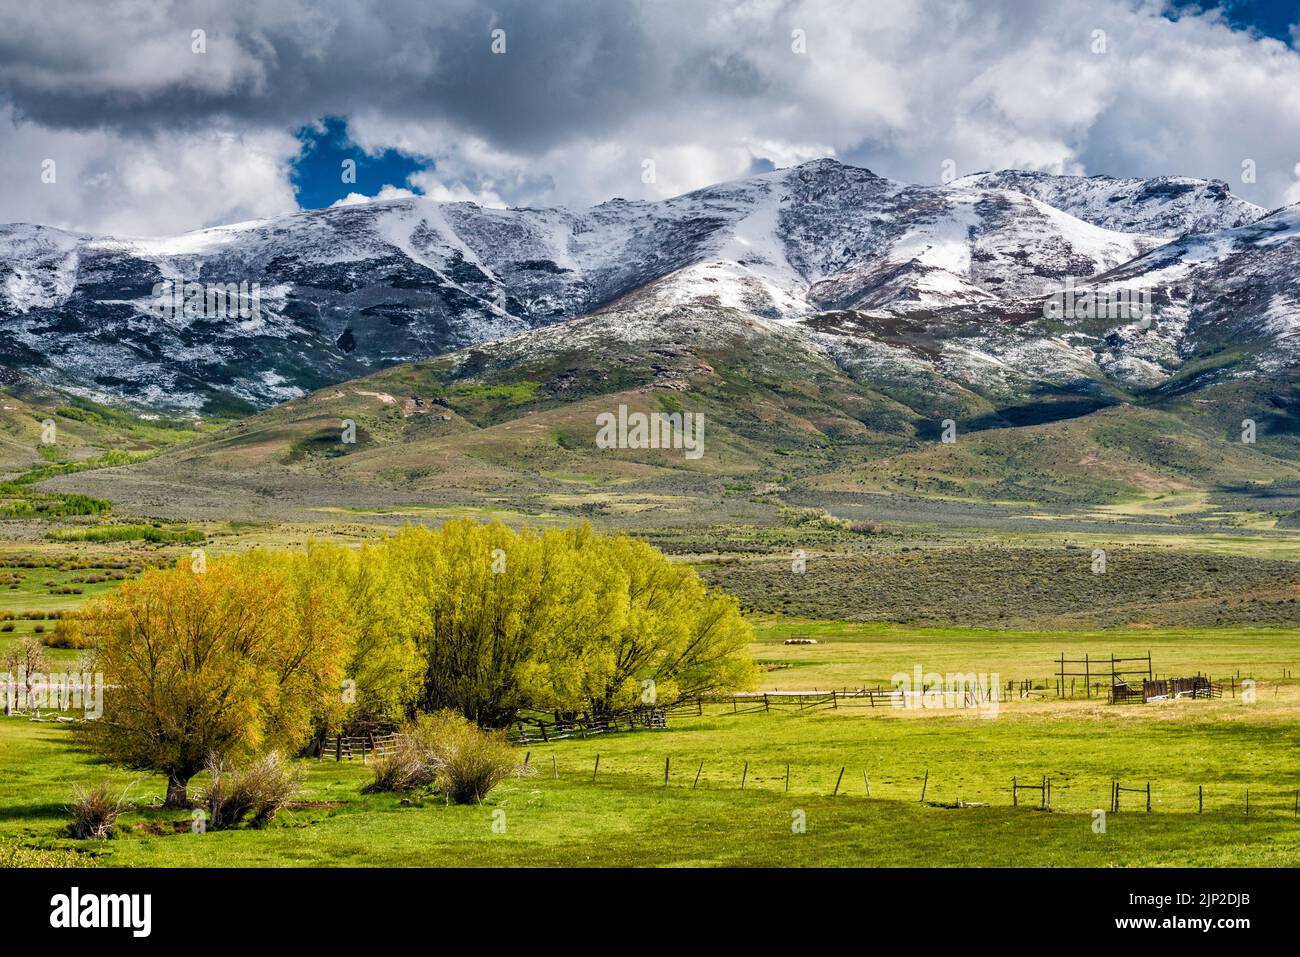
(0, 0, 668, 150)
(3, 0, 1300, 234)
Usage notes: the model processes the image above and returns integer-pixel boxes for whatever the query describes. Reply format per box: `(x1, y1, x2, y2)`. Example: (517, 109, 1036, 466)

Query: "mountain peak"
(784, 157, 882, 179)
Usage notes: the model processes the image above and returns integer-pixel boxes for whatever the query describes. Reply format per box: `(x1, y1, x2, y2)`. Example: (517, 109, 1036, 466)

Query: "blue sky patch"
(291, 116, 430, 209)
(1166, 1, 1298, 42)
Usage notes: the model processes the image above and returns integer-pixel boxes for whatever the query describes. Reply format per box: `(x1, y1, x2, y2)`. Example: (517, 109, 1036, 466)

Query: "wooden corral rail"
(693, 688, 905, 713)
(665, 684, 1003, 715)
(1012, 775, 1052, 809)
(1145, 676, 1222, 700)
(316, 732, 399, 762)
(1058, 652, 1152, 699)
(1112, 780, 1152, 812)
(508, 708, 666, 745)
(1111, 675, 1223, 703)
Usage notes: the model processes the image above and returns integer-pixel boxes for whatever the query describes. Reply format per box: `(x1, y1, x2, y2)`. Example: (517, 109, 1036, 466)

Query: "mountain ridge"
(0, 158, 1291, 422)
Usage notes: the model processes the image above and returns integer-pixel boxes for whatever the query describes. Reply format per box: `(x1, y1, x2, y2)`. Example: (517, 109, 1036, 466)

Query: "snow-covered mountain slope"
(1060, 204, 1300, 386)
(953, 170, 1266, 238)
(0, 158, 1286, 412)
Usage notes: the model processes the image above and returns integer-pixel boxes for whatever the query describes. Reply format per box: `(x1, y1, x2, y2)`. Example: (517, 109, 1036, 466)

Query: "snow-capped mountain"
(0, 158, 1287, 412)
(952, 170, 1265, 238)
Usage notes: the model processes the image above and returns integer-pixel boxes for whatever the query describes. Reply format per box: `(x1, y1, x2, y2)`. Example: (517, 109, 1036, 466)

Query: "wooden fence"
(507, 708, 666, 745)
(316, 732, 399, 762)
(1057, 652, 1152, 699)
(689, 688, 906, 713)
(1112, 780, 1151, 812)
(1111, 675, 1223, 703)
(1012, 775, 1052, 809)
(533, 755, 1300, 818)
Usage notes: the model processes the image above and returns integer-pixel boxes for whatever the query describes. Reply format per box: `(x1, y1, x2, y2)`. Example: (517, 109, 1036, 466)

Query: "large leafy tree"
(293, 542, 422, 730)
(381, 521, 599, 726)
(83, 555, 349, 807)
(384, 520, 754, 725)
(526, 533, 756, 717)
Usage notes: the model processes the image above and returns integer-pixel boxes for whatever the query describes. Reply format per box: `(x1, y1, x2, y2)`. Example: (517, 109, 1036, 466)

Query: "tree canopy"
(82, 554, 350, 806)
(80, 521, 755, 799)
(380, 521, 755, 725)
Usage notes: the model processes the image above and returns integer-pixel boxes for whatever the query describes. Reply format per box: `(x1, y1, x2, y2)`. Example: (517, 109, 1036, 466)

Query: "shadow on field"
(0, 801, 68, 822)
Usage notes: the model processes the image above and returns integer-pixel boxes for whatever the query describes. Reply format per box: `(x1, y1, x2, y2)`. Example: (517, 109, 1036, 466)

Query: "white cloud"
(0, 106, 299, 236)
(329, 185, 419, 207)
(5, 0, 1300, 233)
(1285, 163, 1300, 205)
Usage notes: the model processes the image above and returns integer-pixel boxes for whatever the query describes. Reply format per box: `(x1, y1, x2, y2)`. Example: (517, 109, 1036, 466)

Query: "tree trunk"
(164, 774, 191, 808)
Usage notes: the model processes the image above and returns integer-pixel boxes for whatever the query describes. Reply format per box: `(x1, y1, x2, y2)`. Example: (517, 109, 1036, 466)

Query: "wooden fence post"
(920, 769, 929, 802)
(663, 755, 670, 787)
(552, 755, 558, 779)
(592, 754, 600, 781)
(1146, 782, 1151, 813)
(784, 764, 790, 793)
(693, 761, 703, 790)
(741, 761, 748, 790)
(834, 767, 845, 796)
(863, 771, 870, 797)
(1013, 776, 1018, 806)
(1199, 785, 1203, 814)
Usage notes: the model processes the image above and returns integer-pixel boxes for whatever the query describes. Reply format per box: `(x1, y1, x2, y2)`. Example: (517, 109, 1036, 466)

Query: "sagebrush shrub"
(68, 782, 132, 839)
(204, 752, 302, 830)
(425, 712, 521, 804)
(362, 733, 441, 794)
(363, 710, 523, 803)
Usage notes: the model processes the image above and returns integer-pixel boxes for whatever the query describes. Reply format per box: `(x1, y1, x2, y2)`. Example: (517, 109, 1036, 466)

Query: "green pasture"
(2, 624, 1297, 868)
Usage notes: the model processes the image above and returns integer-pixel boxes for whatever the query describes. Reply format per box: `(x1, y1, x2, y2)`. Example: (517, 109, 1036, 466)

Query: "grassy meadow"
(1, 385, 1298, 868)
(3, 619, 1297, 868)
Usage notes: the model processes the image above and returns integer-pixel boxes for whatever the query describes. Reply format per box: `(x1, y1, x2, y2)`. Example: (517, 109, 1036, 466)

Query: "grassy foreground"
(2, 624, 1297, 868)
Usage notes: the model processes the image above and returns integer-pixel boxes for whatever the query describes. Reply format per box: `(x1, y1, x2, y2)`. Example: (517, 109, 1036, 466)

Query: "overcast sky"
(3, 0, 1300, 236)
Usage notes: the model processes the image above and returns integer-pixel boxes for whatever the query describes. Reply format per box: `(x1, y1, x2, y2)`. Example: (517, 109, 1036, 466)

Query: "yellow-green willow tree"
(378, 521, 599, 726)
(83, 555, 350, 807)
(83, 522, 754, 790)
(525, 532, 755, 717)
(381, 520, 755, 726)
(289, 542, 422, 730)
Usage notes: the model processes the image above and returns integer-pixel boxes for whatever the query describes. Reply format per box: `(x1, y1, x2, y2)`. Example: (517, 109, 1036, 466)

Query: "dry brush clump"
(203, 752, 303, 830)
(364, 711, 525, 804)
(67, 782, 134, 840)
(361, 731, 441, 795)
